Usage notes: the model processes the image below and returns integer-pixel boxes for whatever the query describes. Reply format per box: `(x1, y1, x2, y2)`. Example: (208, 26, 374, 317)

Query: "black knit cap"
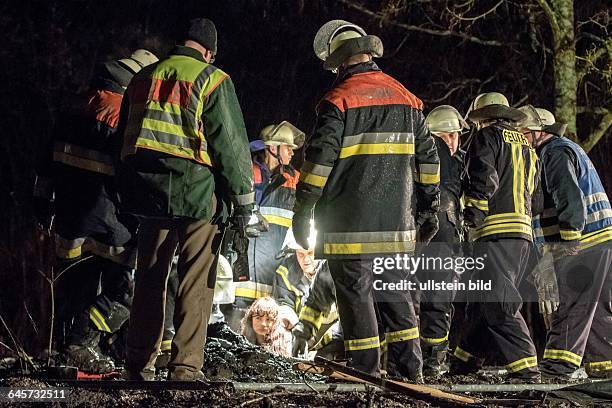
(185, 18, 217, 55)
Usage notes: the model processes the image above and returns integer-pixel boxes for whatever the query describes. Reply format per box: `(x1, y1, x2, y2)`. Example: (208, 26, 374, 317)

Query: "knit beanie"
(185, 18, 217, 55)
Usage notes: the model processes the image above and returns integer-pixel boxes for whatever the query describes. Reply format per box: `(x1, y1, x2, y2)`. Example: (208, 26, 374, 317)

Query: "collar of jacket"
(536, 134, 560, 154)
(94, 77, 125, 95)
(170, 45, 207, 62)
(335, 60, 381, 83)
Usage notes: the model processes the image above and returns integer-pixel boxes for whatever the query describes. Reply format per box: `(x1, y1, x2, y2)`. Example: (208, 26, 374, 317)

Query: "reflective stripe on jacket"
(464, 123, 539, 241)
(533, 136, 612, 249)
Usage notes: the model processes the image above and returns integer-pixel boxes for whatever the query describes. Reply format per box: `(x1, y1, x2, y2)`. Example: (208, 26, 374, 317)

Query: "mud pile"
(204, 322, 322, 383)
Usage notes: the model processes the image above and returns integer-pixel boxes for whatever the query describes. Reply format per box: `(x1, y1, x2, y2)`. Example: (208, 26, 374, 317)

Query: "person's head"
(425, 105, 468, 155)
(313, 20, 383, 73)
(102, 48, 158, 88)
(183, 18, 217, 63)
(466, 92, 527, 130)
(259, 121, 304, 169)
(241, 297, 279, 340)
(296, 248, 316, 278)
(517, 105, 566, 147)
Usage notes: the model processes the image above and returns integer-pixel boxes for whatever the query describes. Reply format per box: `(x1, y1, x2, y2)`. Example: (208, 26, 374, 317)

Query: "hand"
(291, 324, 309, 358)
(463, 207, 485, 229)
(416, 212, 439, 245)
(532, 249, 559, 330)
(245, 208, 269, 238)
(292, 214, 311, 250)
(230, 204, 252, 236)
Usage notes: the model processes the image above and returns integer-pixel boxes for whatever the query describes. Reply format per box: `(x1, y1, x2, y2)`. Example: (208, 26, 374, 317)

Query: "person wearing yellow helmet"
(517, 107, 612, 380)
(449, 92, 541, 382)
(420, 105, 467, 376)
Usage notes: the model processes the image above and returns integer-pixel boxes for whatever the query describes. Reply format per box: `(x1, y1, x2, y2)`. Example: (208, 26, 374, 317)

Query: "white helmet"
(426, 105, 468, 134)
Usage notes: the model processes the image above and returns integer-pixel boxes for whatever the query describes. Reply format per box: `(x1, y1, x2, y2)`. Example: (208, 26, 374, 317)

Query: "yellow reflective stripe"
(339, 143, 414, 159)
(484, 212, 532, 223)
(585, 360, 612, 372)
(89, 307, 111, 332)
(510, 144, 525, 213)
(345, 336, 380, 351)
(263, 215, 292, 228)
(420, 334, 448, 344)
(473, 223, 533, 239)
(465, 196, 489, 211)
(299, 305, 324, 329)
(135, 137, 212, 166)
(276, 266, 302, 298)
(142, 117, 201, 140)
(543, 349, 582, 366)
(235, 282, 273, 299)
(53, 148, 115, 175)
(454, 347, 473, 362)
(386, 327, 419, 343)
(299, 171, 328, 188)
(506, 356, 538, 373)
(415, 172, 440, 184)
(56, 246, 82, 260)
(580, 227, 612, 249)
(560, 229, 582, 240)
(160, 340, 172, 352)
(323, 241, 415, 255)
(528, 149, 538, 194)
(312, 327, 334, 350)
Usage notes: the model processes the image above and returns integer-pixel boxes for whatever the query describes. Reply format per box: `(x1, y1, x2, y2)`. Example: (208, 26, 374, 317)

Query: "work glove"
(230, 205, 268, 238)
(292, 213, 311, 250)
(245, 208, 269, 238)
(291, 322, 310, 358)
(416, 212, 439, 245)
(463, 207, 486, 229)
(548, 241, 580, 259)
(531, 248, 559, 330)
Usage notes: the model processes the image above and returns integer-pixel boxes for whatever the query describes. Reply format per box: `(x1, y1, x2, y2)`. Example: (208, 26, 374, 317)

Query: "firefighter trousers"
(540, 242, 612, 376)
(126, 208, 220, 375)
(328, 259, 422, 378)
(455, 239, 540, 378)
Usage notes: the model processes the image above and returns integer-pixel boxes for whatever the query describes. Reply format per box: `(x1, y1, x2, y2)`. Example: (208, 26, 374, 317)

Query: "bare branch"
(577, 106, 612, 115)
(582, 107, 612, 153)
(534, 0, 561, 49)
(446, 0, 504, 22)
(576, 37, 612, 82)
(338, 0, 504, 47)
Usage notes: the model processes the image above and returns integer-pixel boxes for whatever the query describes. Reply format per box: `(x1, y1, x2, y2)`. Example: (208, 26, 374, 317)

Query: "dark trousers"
(455, 239, 539, 378)
(328, 259, 422, 378)
(541, 243, 612, 376)
(58, 256, 133, 346)
(126, 215, 220, 374)
(418, 239, 457, 346)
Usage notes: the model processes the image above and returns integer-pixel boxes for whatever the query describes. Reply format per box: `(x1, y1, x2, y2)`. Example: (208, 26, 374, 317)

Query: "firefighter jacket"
(298, 261, 337, 339)
(35, 68, 136, 263)
(432, 137, 464, 243)
(236, 161, 300, 301)
(116, 46, 254, 220)
(463, 122, 539, 241)
(272, 253, 313, 321)
(295, 61, 440, 259)
(533, 136, 612, 249)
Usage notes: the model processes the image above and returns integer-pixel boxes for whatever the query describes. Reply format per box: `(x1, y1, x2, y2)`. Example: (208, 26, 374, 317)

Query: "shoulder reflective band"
(339, 132, 415, 158)
(53, 142, 114, 175)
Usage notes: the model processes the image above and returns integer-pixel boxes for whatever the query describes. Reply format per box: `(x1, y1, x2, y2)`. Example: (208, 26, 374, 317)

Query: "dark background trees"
(0, 0, 610, 357)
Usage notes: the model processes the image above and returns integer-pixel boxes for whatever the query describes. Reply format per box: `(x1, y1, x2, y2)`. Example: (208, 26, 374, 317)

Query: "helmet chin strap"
(267, 146, 288, 172)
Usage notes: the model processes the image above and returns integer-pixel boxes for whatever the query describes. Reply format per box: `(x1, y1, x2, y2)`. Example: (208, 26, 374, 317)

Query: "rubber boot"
(422, 341, 449, 377)
(62, 314, 115, 373)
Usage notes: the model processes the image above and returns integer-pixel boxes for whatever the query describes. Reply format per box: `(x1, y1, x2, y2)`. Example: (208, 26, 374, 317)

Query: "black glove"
(463, 207, 487, 229)
(230, 204, 252, 234)
(245, 208, 269, 238)
(416, 212, 439, 245)
(292, 213, 311, 250)
(291, 322, 309, 357)
(231, 233, 250, 282)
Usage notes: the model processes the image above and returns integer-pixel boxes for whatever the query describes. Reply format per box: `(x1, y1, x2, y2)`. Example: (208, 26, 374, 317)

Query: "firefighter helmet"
(119, 49, 158, 74)
(313, 19, 383, 71)
(466, 92, 526, 123)
(260, 121, 305, 149)
(426, 105, 468, 134)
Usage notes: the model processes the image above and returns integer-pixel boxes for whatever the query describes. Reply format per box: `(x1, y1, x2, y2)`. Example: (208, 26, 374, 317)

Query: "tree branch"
(337, 0, 504, 47)
(534, 0, 561, 49)
(582, 107, 612, 153)
(447, 0, 504, 22)
(577, 106, 612, 115)
(576, 37, 612, 82)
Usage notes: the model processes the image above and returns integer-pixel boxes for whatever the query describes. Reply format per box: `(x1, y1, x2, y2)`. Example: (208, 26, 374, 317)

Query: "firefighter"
(420, 105, 466, 376)
(292, 20, 440, 380)
(116, 18, 257, 381)
(519, 106, 612, 379)
(33, 49, 158, 372)
(449, 92, 541, 382)
(230, 122, 304, 327)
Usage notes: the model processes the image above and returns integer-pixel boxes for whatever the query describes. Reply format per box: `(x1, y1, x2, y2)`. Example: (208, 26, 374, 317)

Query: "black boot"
(422, 341, 449, 377)
(62, 314, 115, 373)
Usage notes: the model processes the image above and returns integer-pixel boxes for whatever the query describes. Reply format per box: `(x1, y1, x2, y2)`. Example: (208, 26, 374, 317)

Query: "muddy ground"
(0, 322, 610, 407)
